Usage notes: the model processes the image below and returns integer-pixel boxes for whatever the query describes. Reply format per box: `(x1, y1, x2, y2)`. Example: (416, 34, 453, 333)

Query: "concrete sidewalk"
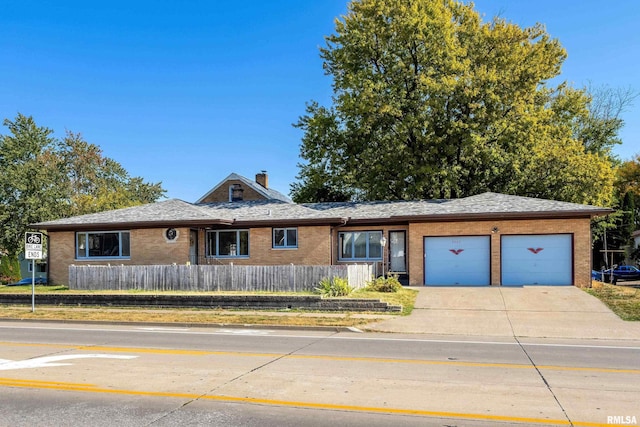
(366, 286, 640, 340)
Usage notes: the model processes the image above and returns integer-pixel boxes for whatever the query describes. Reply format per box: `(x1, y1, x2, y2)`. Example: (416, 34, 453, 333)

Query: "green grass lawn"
(352, 287, 418, 315)
(585, 282, 640, 321)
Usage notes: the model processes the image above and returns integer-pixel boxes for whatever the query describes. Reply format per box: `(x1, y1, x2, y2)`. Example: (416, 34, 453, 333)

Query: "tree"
(56, 131, 165, 216)
(577, 85, 637, 156)
(616, 154, 640, 202)
(0, 114, 64, 256)
(614, 154, 640, 262)
(0, 114, 165, 255)
(292, 0, 616, 205)
(591, 154, 640, 267)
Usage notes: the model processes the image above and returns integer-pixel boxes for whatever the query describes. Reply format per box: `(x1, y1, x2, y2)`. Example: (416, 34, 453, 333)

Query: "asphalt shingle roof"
(32, 192, 612, 231)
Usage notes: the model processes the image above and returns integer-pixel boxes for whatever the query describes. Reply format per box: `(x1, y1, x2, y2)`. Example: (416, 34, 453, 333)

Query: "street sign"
(25, 232, 43, 259)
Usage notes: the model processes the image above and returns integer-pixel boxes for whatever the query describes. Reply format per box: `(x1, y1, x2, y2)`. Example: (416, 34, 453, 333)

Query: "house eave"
(391, 209, 613, 223)
(30, 219, 234, 232)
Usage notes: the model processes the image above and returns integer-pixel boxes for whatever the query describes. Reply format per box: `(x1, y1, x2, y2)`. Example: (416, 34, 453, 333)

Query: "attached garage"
(501, 234, 573, 286)
(424, 236, 490, 286)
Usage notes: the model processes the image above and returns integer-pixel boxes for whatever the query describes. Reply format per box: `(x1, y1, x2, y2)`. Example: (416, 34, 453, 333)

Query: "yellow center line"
(2, 341, 639, 375)
(0, 377, 96, 388)
(0, 377, 614, 427)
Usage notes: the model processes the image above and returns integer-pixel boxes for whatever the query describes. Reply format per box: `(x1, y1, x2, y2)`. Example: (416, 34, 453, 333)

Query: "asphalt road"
(0, 321, 639, 426)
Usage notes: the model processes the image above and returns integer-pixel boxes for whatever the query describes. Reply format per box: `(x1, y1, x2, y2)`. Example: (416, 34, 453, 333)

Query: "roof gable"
(195, 173, 292, 204)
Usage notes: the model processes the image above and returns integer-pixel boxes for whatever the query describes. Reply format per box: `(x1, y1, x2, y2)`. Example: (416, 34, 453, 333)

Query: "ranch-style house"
(32, 172, 611, 287)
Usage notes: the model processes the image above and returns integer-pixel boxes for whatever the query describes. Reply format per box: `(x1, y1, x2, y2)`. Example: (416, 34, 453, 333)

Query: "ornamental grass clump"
(365, 275, 402, 293)
(315, 277, 353, 297)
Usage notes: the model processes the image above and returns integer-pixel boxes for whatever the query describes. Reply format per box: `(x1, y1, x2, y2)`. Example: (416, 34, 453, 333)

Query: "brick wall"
(49, 226, 332, 285)
(407, 218, 592, 287)
(196, 225, 332, 266)
(47, 218, 593, 288)
(48, 228, 191, 285)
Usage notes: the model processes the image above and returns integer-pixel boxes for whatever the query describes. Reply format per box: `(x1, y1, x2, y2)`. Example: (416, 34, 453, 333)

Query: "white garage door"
(501, 234, 572, 286)
(424, 236, 490, 286)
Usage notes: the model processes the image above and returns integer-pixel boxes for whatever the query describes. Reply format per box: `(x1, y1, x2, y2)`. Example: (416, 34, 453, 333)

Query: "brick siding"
(48, 218, 592, 288)
(408, 218, 592, 287)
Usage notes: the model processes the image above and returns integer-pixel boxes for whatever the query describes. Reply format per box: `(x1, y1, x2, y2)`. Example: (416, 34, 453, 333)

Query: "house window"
(339, 231, 383, 260)
(206, 230, 249, 257)
(273, 228, 297, 249)
(28, 262, 47, 273)
(229, 184, 244, 202)
(76, 231, 130, 259)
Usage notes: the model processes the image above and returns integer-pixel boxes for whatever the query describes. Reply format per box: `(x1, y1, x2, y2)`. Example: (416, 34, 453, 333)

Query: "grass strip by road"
(586, 282, 640, 321)
(0, 306, 383, 327)
(0, 285, 417, 327)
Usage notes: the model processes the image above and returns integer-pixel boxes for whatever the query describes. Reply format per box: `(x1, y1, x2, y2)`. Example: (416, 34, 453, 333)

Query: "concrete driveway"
(367, 286, 640, 340)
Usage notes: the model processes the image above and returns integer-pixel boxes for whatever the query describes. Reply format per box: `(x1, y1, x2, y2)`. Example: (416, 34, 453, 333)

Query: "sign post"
(25, 232, 43, 312)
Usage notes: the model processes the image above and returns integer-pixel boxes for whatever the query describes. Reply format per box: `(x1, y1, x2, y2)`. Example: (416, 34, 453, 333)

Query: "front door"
(389, 231, 407, 273)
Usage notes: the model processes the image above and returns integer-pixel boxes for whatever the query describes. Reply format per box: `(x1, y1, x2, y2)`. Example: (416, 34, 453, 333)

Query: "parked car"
(601, 265, 640, 283)
(7, 277, 48, 286)
(591, 270, 603, 280)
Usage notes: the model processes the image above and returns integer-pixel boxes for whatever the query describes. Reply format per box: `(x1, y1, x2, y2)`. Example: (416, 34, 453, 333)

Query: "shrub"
(0, 255, 21, 285)
(365, 275, 402, 293)
(315, 277, 353, 297)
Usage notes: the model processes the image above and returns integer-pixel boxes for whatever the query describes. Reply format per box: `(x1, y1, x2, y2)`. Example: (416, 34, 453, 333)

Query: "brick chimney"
(256, 171, 268, 189)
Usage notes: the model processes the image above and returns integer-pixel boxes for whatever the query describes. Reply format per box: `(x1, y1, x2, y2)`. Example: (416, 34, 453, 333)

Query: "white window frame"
(206, 230, 249, 258)
(273, 227, 298, 249)
(75, 231, 131, 259)
(339, 231, 383, 261)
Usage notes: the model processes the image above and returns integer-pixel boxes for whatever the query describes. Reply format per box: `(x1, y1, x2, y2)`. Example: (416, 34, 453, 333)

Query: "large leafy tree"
(292, 0, 616, 205)
(0, 114, 165, 255)
(0, 114, 64, 256)
(57, 131, 165, 216)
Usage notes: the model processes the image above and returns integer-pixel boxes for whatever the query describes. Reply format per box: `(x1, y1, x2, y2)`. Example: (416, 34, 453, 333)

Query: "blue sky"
(2, 1, 638, 202)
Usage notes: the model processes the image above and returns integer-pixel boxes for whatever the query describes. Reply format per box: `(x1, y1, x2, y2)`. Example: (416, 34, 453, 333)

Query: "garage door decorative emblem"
(449, 249, 464, 255)
(527, 247, 544, 254)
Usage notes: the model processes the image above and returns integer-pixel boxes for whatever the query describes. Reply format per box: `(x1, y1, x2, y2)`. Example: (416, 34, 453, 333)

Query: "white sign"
(26, 250, 42, 259)
(25, 232, 43, 259)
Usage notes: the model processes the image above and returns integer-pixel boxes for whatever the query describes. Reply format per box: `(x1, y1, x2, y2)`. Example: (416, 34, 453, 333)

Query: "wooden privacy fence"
(68, 264, 374, 292)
